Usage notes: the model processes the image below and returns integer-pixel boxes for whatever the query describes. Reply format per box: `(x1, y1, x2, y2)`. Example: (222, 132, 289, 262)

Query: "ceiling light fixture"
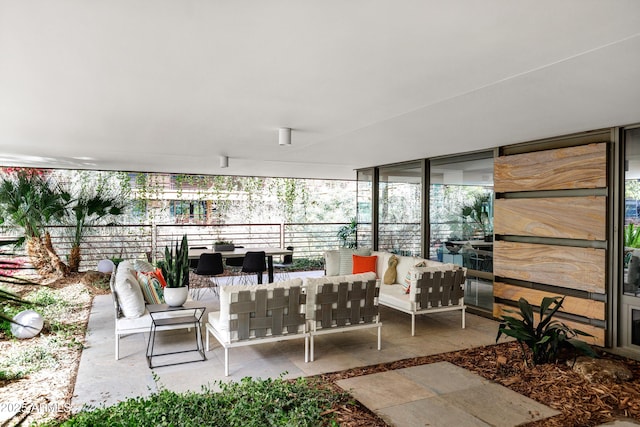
(278, 128, 291, 146)
(219, 155, 229, 168)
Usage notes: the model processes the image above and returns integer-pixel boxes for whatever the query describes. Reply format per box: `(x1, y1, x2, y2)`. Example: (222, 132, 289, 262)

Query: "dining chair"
(223, 246, 244, 284)
(273, 246, 294, 281)
(191, 252, 224, 298)
(238, 251, 267, 285)
(189, 246, 208, 269)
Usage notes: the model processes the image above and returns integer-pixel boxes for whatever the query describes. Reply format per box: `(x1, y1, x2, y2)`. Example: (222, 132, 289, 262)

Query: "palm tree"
(68, 195, 125, 272)
(0, 169, 70, 278)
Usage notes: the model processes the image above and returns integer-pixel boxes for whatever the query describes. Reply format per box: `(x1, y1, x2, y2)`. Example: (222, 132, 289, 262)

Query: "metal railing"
(2, 222, 369, 272)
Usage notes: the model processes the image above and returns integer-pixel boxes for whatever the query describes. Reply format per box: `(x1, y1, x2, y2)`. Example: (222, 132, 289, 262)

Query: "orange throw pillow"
(352, 255, 377, 275)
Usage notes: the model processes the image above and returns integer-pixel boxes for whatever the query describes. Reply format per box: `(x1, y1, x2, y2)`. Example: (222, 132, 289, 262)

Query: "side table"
(146, 302, 206, 368)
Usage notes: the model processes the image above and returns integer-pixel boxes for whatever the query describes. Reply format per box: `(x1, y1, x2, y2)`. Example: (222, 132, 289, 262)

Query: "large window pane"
(429, 154, 493, 310)
(356, 169, 373, 249)
(378, 162, 422, 256)
(624, 128, 640, 296)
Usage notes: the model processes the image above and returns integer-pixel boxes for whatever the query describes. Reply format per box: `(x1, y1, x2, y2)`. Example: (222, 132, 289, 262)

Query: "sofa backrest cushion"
(372, 251, 439, 286)
(324, 250, 340, 276)
(113, 260, 146, 319)
(338, 247, 372, 275)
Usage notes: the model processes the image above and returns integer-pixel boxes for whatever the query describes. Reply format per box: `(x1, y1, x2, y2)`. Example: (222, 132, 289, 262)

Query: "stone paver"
(336, 362, 560, 427)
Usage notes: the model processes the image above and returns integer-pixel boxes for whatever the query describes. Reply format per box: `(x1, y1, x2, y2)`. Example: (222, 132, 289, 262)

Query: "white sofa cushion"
(324, 250, 340, 276)
(116, 308, 152, 330)
(372, 251, 436, 286)
(303, 272, 377, 317)
(114, 260, 145, 318)
(378, 283, 413, 311)
(338, 247, 372, 275)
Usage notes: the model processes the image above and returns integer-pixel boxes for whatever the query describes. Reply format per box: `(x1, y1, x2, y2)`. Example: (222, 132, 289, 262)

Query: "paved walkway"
(337, 362, 558, 426)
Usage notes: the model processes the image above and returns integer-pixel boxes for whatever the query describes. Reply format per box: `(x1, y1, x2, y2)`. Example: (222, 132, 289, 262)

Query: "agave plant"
(496, 296, 597, 365)
(158, 234, 189, 288)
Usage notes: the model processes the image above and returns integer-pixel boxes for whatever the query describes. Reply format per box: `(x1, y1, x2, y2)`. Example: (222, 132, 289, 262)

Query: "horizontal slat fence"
(1, 222, 398, 273)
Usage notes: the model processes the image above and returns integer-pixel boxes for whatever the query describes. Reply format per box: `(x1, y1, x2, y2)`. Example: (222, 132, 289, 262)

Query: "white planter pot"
(164, 286, 188, 307)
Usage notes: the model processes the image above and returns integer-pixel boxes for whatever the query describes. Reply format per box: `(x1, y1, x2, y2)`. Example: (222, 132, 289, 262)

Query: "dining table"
(188, 247, 293, 283)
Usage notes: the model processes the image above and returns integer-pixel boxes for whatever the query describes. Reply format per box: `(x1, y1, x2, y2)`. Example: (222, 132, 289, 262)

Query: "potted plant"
(158, 234, 190, 306)
(461, 193, 492, 241)
(214, 240, 235, 252)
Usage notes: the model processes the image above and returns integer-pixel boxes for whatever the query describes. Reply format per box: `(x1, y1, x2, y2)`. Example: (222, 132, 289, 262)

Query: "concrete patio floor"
(72, 271, 561, 425)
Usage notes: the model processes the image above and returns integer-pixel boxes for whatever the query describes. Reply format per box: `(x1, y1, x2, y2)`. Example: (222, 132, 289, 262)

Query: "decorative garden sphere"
(11, 309, 44, 339)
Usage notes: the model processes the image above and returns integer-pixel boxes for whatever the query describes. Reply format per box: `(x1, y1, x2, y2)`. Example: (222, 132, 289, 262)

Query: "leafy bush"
(625, 223, 640, 248)
(290, 257, 324, 271)
(496, 296, 597, 365)
(44, 376, 345, 426)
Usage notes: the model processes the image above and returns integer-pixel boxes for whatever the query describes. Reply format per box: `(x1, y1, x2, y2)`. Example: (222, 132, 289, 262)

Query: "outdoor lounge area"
(74, 270, 547, 426)
(2, 1, 640, 425)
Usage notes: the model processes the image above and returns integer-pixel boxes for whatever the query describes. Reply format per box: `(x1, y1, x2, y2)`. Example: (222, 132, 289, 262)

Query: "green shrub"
(496, 296, 597, 365)
(43, 376, 345, 426)
(290, 257, 324, 271)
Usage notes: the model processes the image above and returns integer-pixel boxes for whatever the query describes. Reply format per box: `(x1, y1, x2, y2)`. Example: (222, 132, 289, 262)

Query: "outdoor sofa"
(205, 272, 380, 376)
(324, 249, 467, 336)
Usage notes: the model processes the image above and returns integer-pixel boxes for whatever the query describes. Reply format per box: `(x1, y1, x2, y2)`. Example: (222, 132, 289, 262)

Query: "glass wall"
(429, 153, 494, 310)
(378, 162, 422, 256)
(621, 127, 640, 351)
(356, 169, 374, 249)
(624, 128, 640, 297)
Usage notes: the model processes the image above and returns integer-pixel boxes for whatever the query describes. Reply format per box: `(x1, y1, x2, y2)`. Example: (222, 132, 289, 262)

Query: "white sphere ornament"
(11, 309, 44, 339)
(97, 259, 115, 273)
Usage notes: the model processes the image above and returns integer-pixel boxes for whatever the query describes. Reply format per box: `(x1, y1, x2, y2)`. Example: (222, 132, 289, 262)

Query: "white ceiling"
(1, 1, 639, 180)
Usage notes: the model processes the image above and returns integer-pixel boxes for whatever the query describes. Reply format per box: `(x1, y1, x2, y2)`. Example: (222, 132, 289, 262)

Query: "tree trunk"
(68, 245, 81, 273)
(26, 237, 55, 277)
(25, 234, 69, 279)
(44, 232, 69, 277)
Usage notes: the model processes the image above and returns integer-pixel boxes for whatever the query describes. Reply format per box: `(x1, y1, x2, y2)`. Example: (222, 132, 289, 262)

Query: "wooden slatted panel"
(493, 241, 605, 294)
(494, 143, 607, 192)
(494, 303, 604, 346)
(494, 196, 606, 240)
(494, 282, 605, 321)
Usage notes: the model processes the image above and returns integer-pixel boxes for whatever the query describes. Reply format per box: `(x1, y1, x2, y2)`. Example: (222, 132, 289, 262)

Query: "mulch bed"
(321, 342, 640, 427)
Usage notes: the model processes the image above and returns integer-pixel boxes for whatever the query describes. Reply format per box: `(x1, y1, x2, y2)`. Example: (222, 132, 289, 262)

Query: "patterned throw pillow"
(136, 271, 165, 304)
(402, 261, 427, 294)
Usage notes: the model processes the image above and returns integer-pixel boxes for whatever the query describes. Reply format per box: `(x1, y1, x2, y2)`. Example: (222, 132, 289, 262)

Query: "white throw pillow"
(338, 247, 372, 275)
(114, 261, 145, 318)
(324, 250, 340, 276)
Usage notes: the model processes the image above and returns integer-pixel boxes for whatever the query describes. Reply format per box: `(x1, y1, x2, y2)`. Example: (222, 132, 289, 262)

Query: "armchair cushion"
(113, 261, 145, 319)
